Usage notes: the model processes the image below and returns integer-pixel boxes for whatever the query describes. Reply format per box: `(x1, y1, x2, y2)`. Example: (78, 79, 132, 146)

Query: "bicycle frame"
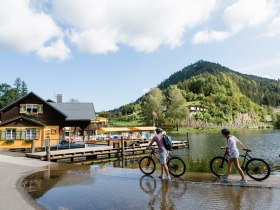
(223, 149, 258, 170)
(239, 150, 252, 170)
(148, 148, 173, 164)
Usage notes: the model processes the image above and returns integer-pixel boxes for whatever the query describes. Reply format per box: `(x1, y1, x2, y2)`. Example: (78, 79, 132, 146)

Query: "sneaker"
(219, 176, 228, 181)
(240, 179, 247, 184)
(162, 175, 171, 181)
(158, 175, 163, 179)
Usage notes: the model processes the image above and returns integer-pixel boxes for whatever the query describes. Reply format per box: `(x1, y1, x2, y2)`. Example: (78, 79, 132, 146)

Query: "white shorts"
(229, 150, 239, 159)
(159, 150, 168, 164)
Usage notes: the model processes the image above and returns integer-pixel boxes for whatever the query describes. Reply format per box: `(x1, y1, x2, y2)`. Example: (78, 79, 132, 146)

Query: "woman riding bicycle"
(220, 128, 247, 183)
(148, 127, 171, 180)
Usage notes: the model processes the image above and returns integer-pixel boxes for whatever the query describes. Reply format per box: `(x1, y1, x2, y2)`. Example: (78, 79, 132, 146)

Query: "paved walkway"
(0, 153, 51, 210)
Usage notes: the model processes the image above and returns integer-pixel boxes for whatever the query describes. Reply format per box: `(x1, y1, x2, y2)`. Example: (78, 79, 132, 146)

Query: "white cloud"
(192, 0, 279, 44)
(36, 39, 71, 61)
(0, 0, 69, 61)
(71, 28, 119, 54)
(223, 0, 277, 33)
(192, 30, 230, 44)
(52, 0, 217, 53)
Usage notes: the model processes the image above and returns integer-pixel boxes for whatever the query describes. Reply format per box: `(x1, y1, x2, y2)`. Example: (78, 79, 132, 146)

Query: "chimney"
(57, 94, 62, 103)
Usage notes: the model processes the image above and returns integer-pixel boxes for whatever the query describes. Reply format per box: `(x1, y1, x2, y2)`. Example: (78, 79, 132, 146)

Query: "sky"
(1, 0, 280, 111)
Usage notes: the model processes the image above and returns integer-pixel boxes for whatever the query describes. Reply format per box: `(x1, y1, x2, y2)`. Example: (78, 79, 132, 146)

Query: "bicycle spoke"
(210, 157, 228, 177)
(246, 159, 270, 181)
(139, 157, 155, 175)
(168, 157, 186, 177)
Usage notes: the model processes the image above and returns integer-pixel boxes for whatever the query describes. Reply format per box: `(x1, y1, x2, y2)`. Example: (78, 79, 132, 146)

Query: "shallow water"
(23, 164, 280, 210)
(22, 129, 280, 210)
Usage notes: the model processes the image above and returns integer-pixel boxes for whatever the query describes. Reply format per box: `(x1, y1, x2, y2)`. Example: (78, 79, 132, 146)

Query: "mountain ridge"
(100, 60, 280, 126)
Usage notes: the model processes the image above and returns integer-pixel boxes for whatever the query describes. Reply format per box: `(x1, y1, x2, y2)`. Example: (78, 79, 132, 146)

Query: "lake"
(22, 129, 280, 210)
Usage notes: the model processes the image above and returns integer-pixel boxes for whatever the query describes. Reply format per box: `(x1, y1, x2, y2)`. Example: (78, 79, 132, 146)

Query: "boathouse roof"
(49, 102, 96, 121)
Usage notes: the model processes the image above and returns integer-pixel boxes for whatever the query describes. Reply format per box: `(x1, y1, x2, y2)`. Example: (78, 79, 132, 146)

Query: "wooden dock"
(25, 140, 189, 161)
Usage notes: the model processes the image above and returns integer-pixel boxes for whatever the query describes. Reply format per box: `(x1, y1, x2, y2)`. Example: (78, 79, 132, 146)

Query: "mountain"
(158, 60, 280, 107)
(101, 60, 280, 126)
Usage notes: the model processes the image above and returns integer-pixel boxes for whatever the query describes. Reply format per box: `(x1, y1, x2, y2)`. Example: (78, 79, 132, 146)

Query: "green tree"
(273, 114, 280, 129)
(165, 85, 189, 130)
(0, 78, 28, 109)
(142, 88, 165, 126)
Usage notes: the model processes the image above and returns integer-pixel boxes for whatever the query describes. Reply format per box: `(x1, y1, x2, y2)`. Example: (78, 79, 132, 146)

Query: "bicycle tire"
(245, 158, 270, 181)
(139, 156, 156, 175)
(210, 156, 228, 177)
(139, 175, 156, 194)
(167, 157, 186, 177)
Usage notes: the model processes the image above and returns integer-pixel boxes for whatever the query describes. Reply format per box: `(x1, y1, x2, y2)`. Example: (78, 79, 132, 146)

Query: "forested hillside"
(99, 60, 280, 128)
(159, 60, 280, 107)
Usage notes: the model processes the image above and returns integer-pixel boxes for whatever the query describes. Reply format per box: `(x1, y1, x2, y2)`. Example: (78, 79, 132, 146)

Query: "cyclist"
(148, 127, 171, 180)
(220, 128, 247, 183)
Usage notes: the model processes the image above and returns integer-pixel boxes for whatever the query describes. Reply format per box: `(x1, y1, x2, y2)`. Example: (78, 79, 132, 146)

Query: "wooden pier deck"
(25, 140, 189, 161)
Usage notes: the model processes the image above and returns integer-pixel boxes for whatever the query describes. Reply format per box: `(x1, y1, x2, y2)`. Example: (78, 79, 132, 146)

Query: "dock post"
(121, 136, 125, 157)
(46, 145, 51, 161)
(187, 132, 190, 149)
(31, 140, 36, 153)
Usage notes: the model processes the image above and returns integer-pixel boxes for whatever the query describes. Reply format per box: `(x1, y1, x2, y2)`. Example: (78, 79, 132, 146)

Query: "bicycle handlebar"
(243, 148, 251, 152)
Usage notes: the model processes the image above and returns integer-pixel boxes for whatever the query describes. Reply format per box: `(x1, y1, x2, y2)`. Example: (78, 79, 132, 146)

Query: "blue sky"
(1, 0, 280, 111)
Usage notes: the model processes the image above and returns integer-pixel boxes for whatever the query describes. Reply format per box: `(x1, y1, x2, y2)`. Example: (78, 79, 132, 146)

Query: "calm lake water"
(23, 129, 280, 210)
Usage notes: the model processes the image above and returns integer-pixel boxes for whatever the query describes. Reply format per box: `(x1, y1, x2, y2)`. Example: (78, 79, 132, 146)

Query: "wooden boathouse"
(0, 92, 96, 149)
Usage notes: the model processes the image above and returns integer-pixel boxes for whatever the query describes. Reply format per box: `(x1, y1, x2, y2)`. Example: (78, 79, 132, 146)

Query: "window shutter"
(2, 131, 6, 140)
(36, 130, 40, 139)
(21, 131, 26, 140)
(38, 104, 43, 113)
(19, 104, 27, 113)
(16, 131, 21, 139)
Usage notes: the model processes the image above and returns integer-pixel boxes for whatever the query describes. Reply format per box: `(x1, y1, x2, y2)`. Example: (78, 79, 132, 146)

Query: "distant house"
(189, 106, 206, 117)
(0, 92, 96, 149)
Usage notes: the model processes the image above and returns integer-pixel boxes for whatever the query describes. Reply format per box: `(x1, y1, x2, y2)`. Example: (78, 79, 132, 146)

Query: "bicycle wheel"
(210, 156, 228, 177)
(245, 158, 270, 181)
(140, 175, 156, 194)
(167, 157, 186, 177)
(139, 156, 156, 175)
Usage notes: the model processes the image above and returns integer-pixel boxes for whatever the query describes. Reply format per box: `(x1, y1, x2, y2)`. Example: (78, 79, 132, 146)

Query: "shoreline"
(166, 126, 275, 134)
(0, 150, 51, 210)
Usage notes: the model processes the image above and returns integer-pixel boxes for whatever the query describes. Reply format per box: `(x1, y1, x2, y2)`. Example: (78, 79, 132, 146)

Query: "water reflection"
(22, 164, 280, 210)
(140, 176, 188, 210)
(139, 175, 280, 210)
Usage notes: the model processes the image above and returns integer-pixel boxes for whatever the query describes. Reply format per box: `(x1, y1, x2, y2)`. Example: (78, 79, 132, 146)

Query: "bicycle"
(210, 148, 271, 181)
(139, 148, 186, 177)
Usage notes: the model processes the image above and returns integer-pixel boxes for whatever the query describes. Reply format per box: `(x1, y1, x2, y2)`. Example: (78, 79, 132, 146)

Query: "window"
(26, 104, 38, 113)
(26, 129, 36, 140)
(19, 104, 43, 114)
(6, 129, 16, 140)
